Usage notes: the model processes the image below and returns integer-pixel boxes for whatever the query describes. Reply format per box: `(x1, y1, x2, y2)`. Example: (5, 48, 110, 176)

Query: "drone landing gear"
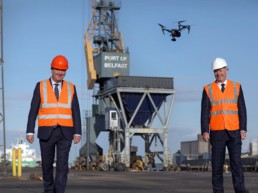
(171, 38, 176, 41)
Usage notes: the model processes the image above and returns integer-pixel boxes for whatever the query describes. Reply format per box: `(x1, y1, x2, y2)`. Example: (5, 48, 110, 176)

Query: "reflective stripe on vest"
(38, 80, 74, 127)
(205, 80, 240, 131)
(208, 81, 238, 116)
(41, 80, 72, 109)
(39, 114, 72, 119)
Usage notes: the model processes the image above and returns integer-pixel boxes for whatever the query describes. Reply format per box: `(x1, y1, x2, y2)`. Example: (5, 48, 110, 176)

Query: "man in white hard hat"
(201, 57, 249, 193)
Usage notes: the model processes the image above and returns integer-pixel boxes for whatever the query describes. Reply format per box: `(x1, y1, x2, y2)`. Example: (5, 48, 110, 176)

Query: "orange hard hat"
(51, 55, 69, 70)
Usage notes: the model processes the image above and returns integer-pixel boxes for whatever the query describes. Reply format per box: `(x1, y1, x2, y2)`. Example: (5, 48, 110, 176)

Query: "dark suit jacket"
(201, 81, 247, 135)
(26, 79, 82, 140)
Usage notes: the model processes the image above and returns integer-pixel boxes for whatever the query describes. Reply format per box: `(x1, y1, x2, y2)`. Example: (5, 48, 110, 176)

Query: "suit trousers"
(40, 126, 72, 193)
(210, 130, 246, 193)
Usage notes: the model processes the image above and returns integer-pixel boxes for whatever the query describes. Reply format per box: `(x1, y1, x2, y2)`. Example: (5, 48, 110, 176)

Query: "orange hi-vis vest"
(204, 80, 240, 131)
(38, 80, 74, 127)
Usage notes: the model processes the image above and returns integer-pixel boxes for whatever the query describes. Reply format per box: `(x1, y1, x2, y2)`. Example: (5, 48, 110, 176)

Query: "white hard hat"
(212, 57, 227, 70)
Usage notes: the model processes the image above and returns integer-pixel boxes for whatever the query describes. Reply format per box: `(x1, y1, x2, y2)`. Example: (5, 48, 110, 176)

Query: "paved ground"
(0, 168, 257, 193)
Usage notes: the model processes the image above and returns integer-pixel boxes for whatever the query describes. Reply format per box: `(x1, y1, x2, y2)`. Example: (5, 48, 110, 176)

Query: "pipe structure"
(17, 148, 22, 177)
(11, 148, 22, 177)
(12, 149, 16, 177)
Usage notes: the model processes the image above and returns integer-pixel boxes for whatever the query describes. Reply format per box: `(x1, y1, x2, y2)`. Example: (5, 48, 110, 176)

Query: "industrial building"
(249, 140, 258, 156)
(180, 134, 211, 160)
(173, 134, 258, 172)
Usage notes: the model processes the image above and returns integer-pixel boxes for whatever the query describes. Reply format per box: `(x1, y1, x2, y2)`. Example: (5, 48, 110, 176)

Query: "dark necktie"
(54, 83, 59, 100)
(221, 83, 225, 93)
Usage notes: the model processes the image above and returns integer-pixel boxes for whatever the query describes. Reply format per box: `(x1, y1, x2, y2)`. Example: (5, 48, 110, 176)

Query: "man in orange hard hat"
(26, 55, 81, 193)
(201, 57, 249, 193)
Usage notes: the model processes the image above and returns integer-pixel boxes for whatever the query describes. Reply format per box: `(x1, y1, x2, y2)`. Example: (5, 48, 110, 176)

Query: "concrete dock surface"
(0, 168, 257, 193)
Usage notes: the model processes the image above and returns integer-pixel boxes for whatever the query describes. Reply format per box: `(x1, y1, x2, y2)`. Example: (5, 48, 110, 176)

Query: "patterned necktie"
(221, 83, 225, 93)
(54, 83, 59, 100)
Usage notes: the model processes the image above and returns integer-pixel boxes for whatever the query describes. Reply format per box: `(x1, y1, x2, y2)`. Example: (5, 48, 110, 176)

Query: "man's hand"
(241, 130, 246, 140)
(202, 132, 210, 142)
(73, 135, 81, 144)
(26, 134, 34, 144)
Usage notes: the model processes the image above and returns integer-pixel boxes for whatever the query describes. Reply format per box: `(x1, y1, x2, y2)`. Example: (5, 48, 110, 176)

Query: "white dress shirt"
(217, 80, 227, 90)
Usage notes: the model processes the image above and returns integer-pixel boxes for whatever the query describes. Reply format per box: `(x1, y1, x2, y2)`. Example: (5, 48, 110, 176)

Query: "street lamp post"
(0, 0, 7, 176)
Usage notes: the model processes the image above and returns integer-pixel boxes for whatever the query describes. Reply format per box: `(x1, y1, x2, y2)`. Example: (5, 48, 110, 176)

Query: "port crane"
(80, 0, 176, 171)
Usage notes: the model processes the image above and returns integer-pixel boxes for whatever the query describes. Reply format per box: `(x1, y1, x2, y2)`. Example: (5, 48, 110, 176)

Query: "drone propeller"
(158, 23, 165, 27)
(180, 25, 191, 34)
(186, 25, 191, 34)
(158, 23, 166, 35)
(178, 20, 186, 25)
(178, 21, 191, 34)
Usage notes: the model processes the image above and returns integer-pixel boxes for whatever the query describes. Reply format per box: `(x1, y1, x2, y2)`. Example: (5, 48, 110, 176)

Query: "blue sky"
(1, 0, 258, 163)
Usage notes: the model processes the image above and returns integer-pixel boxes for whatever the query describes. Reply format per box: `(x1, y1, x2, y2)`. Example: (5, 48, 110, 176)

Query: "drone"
(158, 21, 191, 41)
